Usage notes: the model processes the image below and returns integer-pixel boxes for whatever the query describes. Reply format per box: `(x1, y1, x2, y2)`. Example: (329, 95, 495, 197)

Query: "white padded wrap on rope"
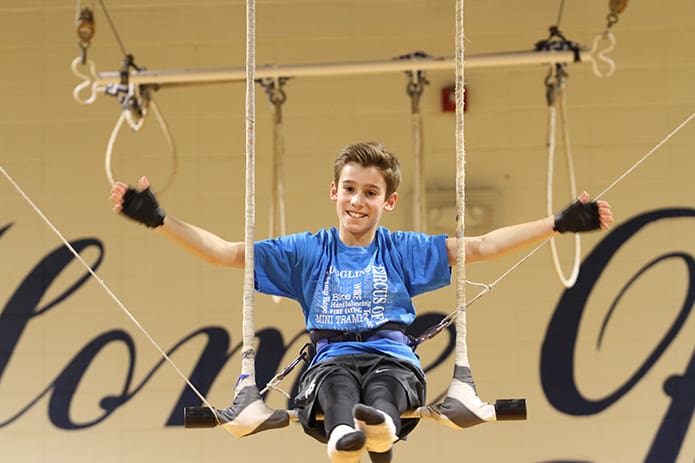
(427, 0, 500, 430)
(212, 0, 289, 438)
(216, 383, 289, 437)
(420, 365, 495, 429)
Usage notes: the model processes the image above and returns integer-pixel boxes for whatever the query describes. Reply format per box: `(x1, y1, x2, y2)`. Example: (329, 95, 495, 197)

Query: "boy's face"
(330, 162, 398, 246)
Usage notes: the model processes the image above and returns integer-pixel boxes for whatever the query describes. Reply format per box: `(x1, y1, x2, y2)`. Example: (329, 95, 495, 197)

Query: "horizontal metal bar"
(95, 49, 583, 86)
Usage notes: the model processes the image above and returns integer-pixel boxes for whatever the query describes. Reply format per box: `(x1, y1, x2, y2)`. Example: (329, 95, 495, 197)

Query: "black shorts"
(294, 353, 426, 443)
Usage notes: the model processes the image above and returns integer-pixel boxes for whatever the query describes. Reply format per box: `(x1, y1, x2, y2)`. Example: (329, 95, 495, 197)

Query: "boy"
(110, 142, 613, 463)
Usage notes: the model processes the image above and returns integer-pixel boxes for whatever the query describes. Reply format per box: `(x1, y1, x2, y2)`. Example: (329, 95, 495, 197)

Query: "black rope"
(97, 0, 128, 57)
(555, 0, 567, 29)
(89, 2, 153, 116)
(534, 25, 581, 63)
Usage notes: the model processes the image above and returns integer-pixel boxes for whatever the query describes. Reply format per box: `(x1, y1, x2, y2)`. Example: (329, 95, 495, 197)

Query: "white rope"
(410, 78, 427, 233)
(71, 56, 102, 105)
(105, 110, 127, 185)
(270, 90, 287, 238)
(589, 30, 617, 78)
(0, 164, 214, 411)
(238, 0, 257, 392)
(454, 0, 469, 369)
(546, 80, 581, 288)
(269, 89, 286, 305)
(412, 110, 426, 232)
(105, 98, 178, 195)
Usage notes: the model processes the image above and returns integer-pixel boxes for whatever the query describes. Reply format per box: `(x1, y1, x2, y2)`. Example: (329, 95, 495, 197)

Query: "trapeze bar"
(182, 399, 526, 429)
(95, 49, 582, 86)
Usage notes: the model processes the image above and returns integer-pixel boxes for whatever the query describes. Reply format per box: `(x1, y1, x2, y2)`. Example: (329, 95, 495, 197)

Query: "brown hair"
(333, 142, 401, 198)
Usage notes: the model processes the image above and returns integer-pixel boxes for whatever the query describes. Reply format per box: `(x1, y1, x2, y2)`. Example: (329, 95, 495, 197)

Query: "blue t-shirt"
(254, 227, 451, 368)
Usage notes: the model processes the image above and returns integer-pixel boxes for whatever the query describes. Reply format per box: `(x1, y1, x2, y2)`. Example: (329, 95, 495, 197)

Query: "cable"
(555, 0, 567, 28)
(595, 112, 695, 200)
(97, 0, 128, 57)
(0, 164, 214, 412)
(422, 111, 695, 341)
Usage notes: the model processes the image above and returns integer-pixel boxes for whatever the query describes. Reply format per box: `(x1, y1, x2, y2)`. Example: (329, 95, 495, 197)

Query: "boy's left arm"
(446, 192, 614, 265)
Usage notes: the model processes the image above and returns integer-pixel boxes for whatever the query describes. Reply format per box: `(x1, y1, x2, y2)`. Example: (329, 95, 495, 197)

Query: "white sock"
(353, 405, 397, 454)
(327, 424, 366, 463)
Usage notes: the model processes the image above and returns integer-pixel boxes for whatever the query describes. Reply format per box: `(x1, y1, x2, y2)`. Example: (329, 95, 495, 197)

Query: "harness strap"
(309, 322, 412, 346)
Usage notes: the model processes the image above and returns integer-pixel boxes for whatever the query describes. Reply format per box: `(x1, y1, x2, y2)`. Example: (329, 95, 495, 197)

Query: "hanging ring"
(105, 98, 178, 195)
(546, 91, 581, 288)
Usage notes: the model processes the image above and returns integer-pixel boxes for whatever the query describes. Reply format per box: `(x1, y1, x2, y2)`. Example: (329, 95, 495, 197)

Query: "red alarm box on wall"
(441, 84, 467, 112)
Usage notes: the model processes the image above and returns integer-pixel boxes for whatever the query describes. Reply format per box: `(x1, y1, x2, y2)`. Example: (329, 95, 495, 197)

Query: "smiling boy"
(111, 141, 613, 463)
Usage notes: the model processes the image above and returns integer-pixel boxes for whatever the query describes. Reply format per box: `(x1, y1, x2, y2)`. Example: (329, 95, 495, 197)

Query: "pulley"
(76, 7, 95, 46)
(609, 0, 629, 15)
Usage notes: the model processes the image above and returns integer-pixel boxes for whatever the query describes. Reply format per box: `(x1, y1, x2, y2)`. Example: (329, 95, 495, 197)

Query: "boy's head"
(333, 142, 401, 198)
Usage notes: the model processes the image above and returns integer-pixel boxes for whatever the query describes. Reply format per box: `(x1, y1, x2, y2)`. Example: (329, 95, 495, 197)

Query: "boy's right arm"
(110, 176, 245, 268)
(158, 215, 245, 267)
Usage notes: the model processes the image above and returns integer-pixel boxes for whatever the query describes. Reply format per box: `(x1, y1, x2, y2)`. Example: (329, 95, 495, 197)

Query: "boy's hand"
(110, 176, 166, 228)
(554, 191, 613, 233)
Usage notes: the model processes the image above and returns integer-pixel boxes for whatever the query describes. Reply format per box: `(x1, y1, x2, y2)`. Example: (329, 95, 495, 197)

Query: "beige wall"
(1, 1, 693, 462)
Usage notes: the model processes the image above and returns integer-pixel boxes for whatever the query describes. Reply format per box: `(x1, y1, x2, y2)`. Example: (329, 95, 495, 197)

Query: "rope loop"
(104, 83, 178, 195)
(545, 75, 581, 288)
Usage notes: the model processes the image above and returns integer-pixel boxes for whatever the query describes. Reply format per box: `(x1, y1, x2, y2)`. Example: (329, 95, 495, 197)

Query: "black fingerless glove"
(121, 187, 166, 228)
(553, 200, 600, 233)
